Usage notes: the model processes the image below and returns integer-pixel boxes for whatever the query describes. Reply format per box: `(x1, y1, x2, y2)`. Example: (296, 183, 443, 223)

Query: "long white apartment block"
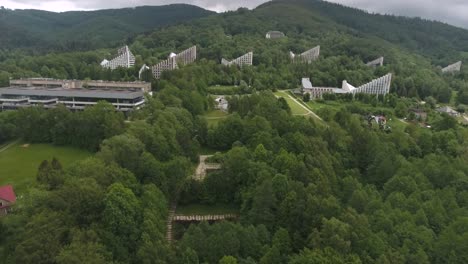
(150, 46, 197, 79)
(442, 61, 462, 73)
(366, 57, 384, 67)
(290, 46, 320, 63)
(10, 78, 151, 93)
(221, 52, 253, 67)
(342, 74, 392, 95)
(101, 46, 136, 70)
(302, 73, 392, 99)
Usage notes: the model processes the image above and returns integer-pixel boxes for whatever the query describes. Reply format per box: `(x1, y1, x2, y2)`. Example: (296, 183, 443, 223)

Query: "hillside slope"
(2, 0, 468, 103)
(259, 0, 468, 64)
(0, 4, 214, 51)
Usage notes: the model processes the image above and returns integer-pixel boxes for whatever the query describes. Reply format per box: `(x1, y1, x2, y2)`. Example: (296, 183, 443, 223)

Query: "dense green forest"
(1, 0, 468, 263)
(1, 90, 467, 263)
(0, 4, 213, 51)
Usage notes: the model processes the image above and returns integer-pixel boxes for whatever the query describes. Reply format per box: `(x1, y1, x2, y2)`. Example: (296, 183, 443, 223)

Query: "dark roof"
(0, 87, 144, 100)
(0, 185, 16, 203)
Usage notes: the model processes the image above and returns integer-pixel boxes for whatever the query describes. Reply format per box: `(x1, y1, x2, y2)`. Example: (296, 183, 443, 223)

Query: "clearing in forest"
(274, 90, 323, 121)
(0, 142, 91, 193)
(204, 110, 230, 127)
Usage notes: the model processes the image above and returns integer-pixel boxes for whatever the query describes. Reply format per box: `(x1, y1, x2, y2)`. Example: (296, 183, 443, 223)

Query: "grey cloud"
(9, 0, 267, 12)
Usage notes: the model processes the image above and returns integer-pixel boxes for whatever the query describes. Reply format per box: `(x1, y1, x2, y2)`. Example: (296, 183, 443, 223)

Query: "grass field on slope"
(0, 142, 91, 194)
(204, 110, 230, 127)
(274, 91, 310, 115)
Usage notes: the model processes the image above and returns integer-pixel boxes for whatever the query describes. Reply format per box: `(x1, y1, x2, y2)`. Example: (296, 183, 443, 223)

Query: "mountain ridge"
(0, 4, 214, 51)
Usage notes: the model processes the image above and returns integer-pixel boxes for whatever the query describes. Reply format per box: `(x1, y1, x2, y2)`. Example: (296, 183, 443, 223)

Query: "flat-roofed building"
(151, 57, 178, 80)
(0, 86, 145, 112)
(10, 78, 151, 93)
(150, 46, 197, 79)
(301, 78, 344, 99)
(266, 31, 285, 39)
(221, 52, 253, 67)
(101, 46, 136, 70)
(290, 46, 320, 63)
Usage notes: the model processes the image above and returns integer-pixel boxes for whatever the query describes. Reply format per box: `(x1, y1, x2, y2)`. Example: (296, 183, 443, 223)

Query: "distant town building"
(222, 52, 253, 67)
(302, 73, 392, 99)
(290, 46, 320, 63)
(10, 78, 151, 93)
(101, 46, 136, 70)
(442, 61, 462, 73)
(150, 46, 197, 79)
(0, 185, 16, 216)
(366, 57, 384, 67)
(436, 106, 459, 117)
(266, 31, 285, 39)
(301, 78, 345, 99)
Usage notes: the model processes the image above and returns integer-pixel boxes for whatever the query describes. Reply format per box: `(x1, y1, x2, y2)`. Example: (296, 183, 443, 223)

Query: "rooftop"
(11, 78, 150, 85)
(0, 185, 16, 203)
(0, 86, 144, 100)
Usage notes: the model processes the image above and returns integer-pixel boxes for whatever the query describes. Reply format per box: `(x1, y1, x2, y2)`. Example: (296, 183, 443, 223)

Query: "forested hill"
(257, 0, 468, 64)
(3, 0, 468, 102)
(0, 4, 213, 51)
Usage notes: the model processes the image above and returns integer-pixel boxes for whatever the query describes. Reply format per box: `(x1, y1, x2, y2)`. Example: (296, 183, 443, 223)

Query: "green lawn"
(207, 85, 240, 95)
(307, 100, 342, 113)
(176, 204, 239, 216)
(274, 91, 309, 115)
(204, 110, 229, 127)
(0, 142, 91, 194)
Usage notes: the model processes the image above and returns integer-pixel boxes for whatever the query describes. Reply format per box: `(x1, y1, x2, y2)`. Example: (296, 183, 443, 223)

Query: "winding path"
(193, 155, 221, 181)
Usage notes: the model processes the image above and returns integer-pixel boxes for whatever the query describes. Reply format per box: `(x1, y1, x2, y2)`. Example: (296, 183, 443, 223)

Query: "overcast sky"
(3, 0, 468, 29)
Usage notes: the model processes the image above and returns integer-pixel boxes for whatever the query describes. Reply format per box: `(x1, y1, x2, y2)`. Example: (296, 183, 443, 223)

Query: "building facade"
(290, 46, 320, 63)
(302, 73, 392, 99)
(442, 61, 462, 73)
(150, 46, 197, 79)
(0, 86, 145, 112)
(10, 78, 151, 93)
(101, 46, 136, 70)
(221, 52, 253, 67)
(342, 74, 392, 95)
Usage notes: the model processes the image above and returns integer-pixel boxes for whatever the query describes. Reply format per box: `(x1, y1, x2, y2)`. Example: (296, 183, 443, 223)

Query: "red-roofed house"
(0, 185, 16, 216)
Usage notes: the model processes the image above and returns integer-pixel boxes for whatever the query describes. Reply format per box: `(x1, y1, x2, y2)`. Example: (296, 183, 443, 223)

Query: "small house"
(0, 185, 16, 216)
